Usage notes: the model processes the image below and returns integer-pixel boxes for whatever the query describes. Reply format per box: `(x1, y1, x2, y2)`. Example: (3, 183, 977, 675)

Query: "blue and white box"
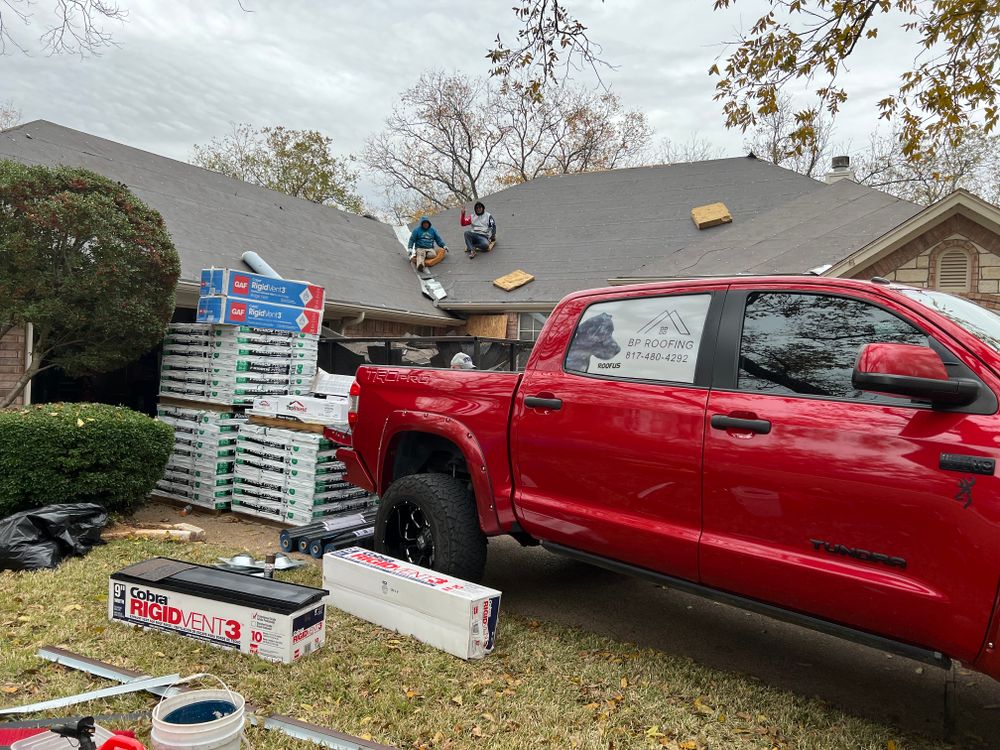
(200, 268, 325, 310)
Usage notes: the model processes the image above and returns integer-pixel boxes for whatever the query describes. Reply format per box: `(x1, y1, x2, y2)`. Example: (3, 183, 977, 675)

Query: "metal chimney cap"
(832, 155, 851, 169)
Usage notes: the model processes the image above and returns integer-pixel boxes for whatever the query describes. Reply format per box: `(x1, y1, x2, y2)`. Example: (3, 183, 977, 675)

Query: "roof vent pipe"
(241, 251, 283, 279)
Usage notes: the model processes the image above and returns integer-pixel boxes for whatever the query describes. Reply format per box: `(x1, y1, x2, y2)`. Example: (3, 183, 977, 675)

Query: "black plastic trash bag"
(0, 503, 108, 571)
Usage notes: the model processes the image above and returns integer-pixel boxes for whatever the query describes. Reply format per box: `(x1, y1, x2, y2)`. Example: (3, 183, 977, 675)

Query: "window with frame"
(737, 292, 930, 400)
(565, 294, 712, 383)
(518, 312, 550, 341)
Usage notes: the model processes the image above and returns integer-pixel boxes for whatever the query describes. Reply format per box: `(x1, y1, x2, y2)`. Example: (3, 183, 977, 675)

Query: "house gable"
(827, 191, 1000, 311)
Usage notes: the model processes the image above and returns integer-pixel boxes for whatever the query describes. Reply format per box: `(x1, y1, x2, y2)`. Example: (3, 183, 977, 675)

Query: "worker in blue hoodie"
(407, 216, 448, 271)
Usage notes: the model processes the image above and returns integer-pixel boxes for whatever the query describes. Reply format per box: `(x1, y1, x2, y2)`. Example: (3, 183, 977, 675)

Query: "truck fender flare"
(379, 411, 502, 535)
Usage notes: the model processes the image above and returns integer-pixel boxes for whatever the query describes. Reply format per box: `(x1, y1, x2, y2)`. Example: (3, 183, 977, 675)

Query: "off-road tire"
(375, 473, 487, 582)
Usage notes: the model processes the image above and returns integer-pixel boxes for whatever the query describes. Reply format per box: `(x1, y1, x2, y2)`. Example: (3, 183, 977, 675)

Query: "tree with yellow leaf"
(711, 1, 1000, 161)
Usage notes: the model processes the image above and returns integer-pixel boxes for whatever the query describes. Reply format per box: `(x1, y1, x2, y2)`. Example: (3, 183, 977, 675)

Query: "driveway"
(483, 536, 1000, 747)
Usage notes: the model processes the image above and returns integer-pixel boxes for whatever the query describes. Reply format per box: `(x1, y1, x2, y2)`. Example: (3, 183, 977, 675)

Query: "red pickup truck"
(337, 276, 1000, 680)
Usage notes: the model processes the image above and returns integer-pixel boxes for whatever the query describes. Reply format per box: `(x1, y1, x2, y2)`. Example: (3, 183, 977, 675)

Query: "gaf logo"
(228, 302, 248, 322)
(286, 400, 307, 412)
(232, 275, 251, 295)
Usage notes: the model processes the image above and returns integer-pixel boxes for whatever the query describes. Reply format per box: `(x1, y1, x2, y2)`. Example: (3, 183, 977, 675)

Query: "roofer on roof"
(460, 202, 496, 259)
(407, 216, 448, 271)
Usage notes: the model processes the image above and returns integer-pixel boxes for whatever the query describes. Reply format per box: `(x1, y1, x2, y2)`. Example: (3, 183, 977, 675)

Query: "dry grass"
(0, 539, 948, 750)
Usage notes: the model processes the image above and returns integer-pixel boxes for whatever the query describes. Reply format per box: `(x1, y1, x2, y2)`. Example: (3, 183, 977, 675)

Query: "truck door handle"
(525, 396, 563, 410)
(711, 414, 771, 434)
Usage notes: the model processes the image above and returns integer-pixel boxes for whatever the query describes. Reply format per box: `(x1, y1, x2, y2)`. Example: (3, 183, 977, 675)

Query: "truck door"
(511, 289, 723, 581)
(701, 287, 1000, 663)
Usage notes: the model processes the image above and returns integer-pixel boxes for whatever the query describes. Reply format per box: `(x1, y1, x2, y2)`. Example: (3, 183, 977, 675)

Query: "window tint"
(738, 293, 929, 399)
(566, 294, 711, 383)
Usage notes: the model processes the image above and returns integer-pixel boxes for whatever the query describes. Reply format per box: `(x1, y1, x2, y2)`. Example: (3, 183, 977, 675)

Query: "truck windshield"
(899, 287, 1000, 355)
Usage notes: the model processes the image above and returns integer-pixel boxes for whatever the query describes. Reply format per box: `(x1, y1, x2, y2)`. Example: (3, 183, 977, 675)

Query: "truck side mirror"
(852, 343, 980, 406)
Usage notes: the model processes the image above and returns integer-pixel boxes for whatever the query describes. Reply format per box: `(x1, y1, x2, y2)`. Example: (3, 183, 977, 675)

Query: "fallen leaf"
(481, 712, 495, 722)
(1, 686, 17, 694)
(154, 651, 166, 658)
(471, 726, 483, 737)
(76, 418, 85, 427)
(584, 702, 600, 711)
(620, 676, 629, 689)
(451, 694, 463, 706)
(887, 742, 898, 750)
(360, 733, 373, 741)
(680, 742, 698, 750)
(693, 696, 713, 715)
(645, 725, 664, 738)
(405, 689, 420, 700)
(61, 603, 82, 613)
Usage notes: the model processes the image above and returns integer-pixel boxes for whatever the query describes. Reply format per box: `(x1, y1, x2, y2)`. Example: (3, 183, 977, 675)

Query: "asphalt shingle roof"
(632, 178, 923, 278)
(420, 156, 828, 307)
(0, 120, 452, 323)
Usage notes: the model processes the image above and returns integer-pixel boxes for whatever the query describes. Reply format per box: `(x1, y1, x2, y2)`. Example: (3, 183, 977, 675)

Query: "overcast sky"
(3, 0, 913, 205)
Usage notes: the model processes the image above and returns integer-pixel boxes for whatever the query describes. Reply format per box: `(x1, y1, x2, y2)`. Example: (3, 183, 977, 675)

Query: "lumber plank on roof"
(493, 270, 535, 291)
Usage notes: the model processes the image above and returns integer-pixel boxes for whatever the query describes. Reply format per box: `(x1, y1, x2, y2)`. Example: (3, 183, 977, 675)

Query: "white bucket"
(150, 689, 246, 750)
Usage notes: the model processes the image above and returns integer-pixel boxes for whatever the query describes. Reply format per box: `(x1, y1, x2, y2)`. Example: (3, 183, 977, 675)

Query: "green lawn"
(0, 538, 943, 749)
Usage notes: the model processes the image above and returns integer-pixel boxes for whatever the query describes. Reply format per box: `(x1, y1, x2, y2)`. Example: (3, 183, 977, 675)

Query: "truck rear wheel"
(375, 473, 487, 582)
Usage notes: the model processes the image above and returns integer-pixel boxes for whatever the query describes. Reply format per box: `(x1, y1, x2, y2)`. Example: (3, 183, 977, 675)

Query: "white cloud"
(3, 0, 917, 203)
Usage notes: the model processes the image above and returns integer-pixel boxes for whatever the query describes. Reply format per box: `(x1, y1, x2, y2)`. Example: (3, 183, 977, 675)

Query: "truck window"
(737, 292, 929, 399)
(565, 294, 711, 384)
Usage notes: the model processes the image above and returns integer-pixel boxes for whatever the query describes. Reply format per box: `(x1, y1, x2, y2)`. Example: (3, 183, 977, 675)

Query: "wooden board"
(691, 202, 732, 229)
(465, 314, 509, 338)
(493, 270, 535, 292)
(149, 494, 227, 516)
(248, 414, 327, 434)
(158, 396, 241, 413)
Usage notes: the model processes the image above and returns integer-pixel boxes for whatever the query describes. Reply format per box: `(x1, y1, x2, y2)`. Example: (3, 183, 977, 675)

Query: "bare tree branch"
(0, 0, 126, 56)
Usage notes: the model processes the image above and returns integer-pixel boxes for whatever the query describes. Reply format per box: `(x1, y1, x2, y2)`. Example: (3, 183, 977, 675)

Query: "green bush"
(0, 403, 174, 517)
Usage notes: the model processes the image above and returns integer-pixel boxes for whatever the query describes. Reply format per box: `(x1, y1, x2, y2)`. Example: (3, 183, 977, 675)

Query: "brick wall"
(0, 327, 27, 407)
(341, 318, 447, 338)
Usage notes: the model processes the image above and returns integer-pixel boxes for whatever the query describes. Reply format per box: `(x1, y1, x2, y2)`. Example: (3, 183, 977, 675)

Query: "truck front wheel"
(375, 473, 487, 582)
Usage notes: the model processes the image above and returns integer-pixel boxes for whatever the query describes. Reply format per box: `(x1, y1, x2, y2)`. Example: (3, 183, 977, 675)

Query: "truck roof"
(565, 275, 916, 303)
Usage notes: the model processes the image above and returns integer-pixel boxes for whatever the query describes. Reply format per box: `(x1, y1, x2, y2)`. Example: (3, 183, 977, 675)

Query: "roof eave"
(824, 190, 1000, 278)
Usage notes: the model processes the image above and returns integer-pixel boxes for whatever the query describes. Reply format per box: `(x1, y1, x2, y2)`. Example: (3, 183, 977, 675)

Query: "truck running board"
(541, 541, 952, 671)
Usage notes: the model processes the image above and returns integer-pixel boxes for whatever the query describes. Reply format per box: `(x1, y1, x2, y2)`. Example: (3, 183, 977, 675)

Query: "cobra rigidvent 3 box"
(109, 557, 327, 664)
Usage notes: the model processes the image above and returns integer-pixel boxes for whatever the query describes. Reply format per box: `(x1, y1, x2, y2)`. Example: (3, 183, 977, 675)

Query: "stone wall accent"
(0, 327, 26, 407)
(850, 214, 1000, 309)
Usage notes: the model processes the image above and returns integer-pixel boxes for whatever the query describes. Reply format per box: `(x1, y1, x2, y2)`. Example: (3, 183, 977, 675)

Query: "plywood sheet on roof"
(691, 202, 732, 229)
(493, 270, 535, 291)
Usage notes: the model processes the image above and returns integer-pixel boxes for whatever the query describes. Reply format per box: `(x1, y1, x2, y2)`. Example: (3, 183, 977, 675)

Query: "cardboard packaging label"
(197, 296, 323, 335)
(109, 558, 327, 664)
(323, 547, 501, 660)
(252, 395, 348, 425)
(201, 268, 326, 310)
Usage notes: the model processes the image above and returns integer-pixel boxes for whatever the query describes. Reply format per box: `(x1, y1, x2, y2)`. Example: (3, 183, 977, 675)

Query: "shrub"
(0, 402, 174, 517)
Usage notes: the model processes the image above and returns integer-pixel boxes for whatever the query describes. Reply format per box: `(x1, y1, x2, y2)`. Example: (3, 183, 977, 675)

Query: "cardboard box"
(252, 395, 348, 425)
(110, 557, 327, 663)
(201, 268, 326, 310)
(311, 370, 356, 397)
(197, 296, 323, 335)
(323, 548, 501, 660)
